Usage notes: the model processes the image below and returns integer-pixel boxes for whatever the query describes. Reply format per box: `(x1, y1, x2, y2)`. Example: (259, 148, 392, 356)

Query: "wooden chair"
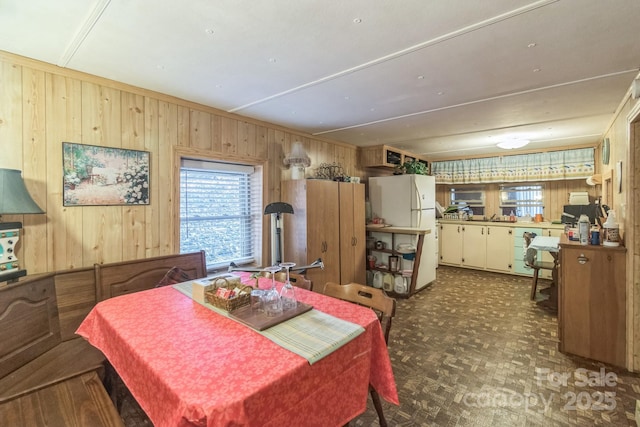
(523, 232, 555, 300)
(274, 272, 312, 291)
(322, 282, 396, 427)
(257, 271, 313, 291)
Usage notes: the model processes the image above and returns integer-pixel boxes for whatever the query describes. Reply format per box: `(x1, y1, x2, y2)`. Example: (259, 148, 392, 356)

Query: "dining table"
(76, 275, 399, 427)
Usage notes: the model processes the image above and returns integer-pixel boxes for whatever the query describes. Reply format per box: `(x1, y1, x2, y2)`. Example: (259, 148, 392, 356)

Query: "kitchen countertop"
(437, 219, 566, 229)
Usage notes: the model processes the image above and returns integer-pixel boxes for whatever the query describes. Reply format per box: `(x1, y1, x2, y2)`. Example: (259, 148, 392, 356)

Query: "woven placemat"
(172, 281, 364, 364)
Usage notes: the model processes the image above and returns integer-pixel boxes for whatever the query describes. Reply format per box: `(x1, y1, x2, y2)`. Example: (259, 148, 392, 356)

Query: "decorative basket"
(204, 278, 252, 312)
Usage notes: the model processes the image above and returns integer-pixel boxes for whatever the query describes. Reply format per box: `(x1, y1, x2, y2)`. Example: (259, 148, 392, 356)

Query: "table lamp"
(0, 168, 45, 283)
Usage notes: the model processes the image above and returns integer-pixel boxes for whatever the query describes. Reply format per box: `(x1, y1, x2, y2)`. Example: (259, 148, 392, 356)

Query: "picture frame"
(601, 138, 610, 165)
(63, 142, 150, 206)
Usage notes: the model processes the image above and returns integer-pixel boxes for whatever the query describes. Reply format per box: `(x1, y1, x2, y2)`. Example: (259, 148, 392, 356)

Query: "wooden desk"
(77, 283, 398, 426)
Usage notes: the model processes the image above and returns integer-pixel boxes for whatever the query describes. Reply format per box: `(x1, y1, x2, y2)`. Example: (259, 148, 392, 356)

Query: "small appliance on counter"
(568, 192, 590, 205)
(561, 204, 599, 225)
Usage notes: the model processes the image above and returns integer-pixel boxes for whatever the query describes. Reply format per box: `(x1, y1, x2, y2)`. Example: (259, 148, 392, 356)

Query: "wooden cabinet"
(360, 144, 429, 171)
(339, 182, 366, 285)
(439, 223, 512, 273)
(559, 236, 626, 367)
(462, 224, 486, 269)
(485, 226, 513, 273)
(439, 223, 462, 265)
(281, 180, 365, 291)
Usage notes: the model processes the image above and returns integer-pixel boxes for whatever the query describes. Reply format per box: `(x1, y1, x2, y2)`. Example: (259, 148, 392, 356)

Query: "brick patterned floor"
(119, 266, 640, 426)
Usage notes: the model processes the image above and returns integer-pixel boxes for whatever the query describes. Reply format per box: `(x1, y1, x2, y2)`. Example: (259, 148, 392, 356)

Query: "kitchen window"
(500, 184, 544, 217)
(179, 159, 262, 270)
(449, 187, 485, 215)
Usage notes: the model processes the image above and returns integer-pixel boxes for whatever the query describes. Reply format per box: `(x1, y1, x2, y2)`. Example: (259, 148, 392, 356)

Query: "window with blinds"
(180, 159, 262, 270)
(449, 187, 485, 215)
(499, 184, 544, 217)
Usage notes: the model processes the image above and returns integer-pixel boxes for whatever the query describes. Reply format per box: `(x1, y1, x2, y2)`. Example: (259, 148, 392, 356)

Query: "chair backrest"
(258, 271, 313, 291)
(523, 232, 536, 267)
(276, 272, 312, 291)
(322, 282, 396, 344)
(525, 247, 538, 267)
(523, 231, 536, 248)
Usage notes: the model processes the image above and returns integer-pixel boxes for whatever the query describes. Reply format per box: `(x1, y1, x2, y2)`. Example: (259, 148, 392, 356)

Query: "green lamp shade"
(0, 169, 44, 214)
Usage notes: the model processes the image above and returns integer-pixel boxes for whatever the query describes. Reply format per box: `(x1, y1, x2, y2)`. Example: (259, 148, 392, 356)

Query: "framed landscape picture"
(63, 142, 150, 206)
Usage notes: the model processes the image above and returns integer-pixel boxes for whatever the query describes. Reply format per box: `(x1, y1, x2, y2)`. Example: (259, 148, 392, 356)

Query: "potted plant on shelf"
(395, 159, 428, 175)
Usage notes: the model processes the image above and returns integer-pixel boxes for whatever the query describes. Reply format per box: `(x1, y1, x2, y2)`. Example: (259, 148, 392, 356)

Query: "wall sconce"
(0, 169, 45, 283)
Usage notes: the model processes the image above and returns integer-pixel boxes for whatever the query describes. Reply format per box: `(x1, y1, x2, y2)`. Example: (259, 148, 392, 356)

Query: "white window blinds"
(180, 159, 262, 269)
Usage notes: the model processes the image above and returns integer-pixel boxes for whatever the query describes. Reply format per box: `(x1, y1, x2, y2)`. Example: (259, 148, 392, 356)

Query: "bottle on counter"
(602, 210, 620, 247)
(509, 210, 515, 222)
(578, 214, 590, 246)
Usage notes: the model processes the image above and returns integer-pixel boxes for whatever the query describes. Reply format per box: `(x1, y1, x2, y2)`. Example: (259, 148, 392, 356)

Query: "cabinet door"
(439, 223, 462, 265)
(339, 183, 366, 285)
(560, 246, 626, 366)
(462, 225, 486, 268)
(485, 226, 513, 272)
(305, 180, 341, 291)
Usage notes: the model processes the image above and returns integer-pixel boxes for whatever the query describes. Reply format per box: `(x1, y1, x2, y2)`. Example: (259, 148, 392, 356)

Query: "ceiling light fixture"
(497, 139, 530, 149)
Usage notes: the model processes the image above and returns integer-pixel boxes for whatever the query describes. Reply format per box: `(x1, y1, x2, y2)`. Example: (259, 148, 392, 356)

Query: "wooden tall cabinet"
(338, 182, 366, 286)
(281, 180, 366, 292)
(559, 235, 626, 367)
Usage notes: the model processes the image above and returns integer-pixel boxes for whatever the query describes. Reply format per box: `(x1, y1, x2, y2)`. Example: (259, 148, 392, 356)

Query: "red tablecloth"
(77, 280, 398, 427)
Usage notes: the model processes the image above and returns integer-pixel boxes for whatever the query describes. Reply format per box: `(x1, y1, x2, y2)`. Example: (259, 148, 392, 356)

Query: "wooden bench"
(95, 250, 206, 301)
(0, 371, 122, 427)
(0, 274, 122, 426)
(0, 250, 208, 425)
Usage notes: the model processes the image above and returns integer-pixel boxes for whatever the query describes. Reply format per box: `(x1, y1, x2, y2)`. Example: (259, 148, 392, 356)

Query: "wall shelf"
(360, 145, 429, 172)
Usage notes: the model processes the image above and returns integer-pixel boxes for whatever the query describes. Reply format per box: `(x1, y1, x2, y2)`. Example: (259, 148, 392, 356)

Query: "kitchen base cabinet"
(461, 224, 486, 269)
(485, 226, 513, 273)
(439, 223, 462, 265)
(439, 223, 513, 273)
(559, 235, 626, 367)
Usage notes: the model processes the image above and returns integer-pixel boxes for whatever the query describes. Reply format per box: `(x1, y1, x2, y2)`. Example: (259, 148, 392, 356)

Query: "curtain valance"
(432, 148, 594, 184)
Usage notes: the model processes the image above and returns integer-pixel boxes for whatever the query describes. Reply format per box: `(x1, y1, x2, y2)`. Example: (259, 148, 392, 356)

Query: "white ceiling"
(2, 0, 639, 159)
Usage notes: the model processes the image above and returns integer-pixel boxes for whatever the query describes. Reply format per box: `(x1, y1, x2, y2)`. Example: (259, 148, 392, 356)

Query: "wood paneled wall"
(0, 51, 363, 273)
(435, 180, 598, 222)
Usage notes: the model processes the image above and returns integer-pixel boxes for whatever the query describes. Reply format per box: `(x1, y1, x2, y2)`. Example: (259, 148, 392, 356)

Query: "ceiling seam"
(57, 0, 111, 68)
(227, 0, 559, 114)
(312, 69, 640, 136)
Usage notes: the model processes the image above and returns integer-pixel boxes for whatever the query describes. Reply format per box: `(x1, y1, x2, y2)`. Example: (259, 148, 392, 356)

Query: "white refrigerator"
(369, 174, 437, 289)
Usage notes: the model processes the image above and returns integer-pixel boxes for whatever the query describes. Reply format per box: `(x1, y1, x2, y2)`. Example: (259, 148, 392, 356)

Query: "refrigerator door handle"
(414, 181, 422, 227)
